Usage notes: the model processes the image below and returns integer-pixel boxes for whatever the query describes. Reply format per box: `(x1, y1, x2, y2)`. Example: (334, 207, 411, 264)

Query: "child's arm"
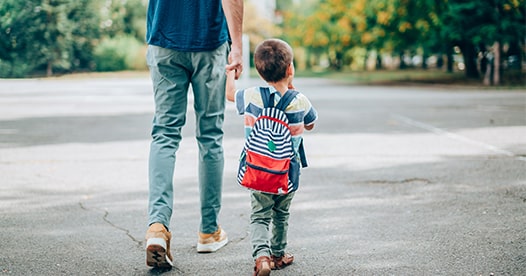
(225, 69, 236, 102)
(303, 96, 317, 131)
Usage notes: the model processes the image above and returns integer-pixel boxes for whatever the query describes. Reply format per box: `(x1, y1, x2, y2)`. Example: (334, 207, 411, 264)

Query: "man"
(144, 0, 243, 268)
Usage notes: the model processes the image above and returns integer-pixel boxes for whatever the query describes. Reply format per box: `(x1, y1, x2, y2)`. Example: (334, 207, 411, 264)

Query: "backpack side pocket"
(288, 155, 300, 192)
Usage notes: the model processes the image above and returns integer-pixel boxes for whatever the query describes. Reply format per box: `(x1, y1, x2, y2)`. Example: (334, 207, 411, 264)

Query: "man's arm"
(222, 0, 244, 79)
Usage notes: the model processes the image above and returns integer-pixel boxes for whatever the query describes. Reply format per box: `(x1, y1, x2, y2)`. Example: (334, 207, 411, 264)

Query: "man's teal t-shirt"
(146, 0, 229, 52)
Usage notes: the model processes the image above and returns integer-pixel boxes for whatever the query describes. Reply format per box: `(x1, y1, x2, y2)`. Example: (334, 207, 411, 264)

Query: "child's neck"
(268, 80, 291, 95)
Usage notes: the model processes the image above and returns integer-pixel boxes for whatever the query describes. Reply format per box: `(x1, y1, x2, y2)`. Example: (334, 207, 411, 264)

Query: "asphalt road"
(0, 76, 525, 275)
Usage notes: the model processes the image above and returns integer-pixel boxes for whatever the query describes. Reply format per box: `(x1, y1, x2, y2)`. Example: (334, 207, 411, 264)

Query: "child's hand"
(225, 69, 236, 102)
(226, 68, 236, 77)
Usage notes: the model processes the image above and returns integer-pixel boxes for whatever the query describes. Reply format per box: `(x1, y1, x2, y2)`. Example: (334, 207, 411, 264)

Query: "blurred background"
(1, 0, 524, 86)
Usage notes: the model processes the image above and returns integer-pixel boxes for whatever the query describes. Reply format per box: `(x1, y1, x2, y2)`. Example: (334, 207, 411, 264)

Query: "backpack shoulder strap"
(259, 87, 272, 108)
(277, 90, 308, 167)
(275, 90, 299, 111)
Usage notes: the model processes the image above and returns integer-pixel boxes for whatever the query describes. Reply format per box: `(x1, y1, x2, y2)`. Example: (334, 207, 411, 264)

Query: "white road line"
(391, 113, 525, 161)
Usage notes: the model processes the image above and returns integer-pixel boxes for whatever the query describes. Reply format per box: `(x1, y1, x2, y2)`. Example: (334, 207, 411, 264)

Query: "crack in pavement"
(77, 202, 245, 274)
(78, 202, 187, 274)
(78, 202, 144, 250)
(370, 178, 431, 185)
(355, 178, 432, 185)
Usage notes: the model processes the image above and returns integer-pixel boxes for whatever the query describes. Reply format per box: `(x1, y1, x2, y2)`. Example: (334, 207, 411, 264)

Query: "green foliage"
(0, 0, 100, 77)
(99, 0, 147, 41)
(438, 0, 525, 78)
(93, 35, 146, 72)
(281, 0, 525, 81)
(283, 0, 441, 70)
(68, 0, 102, 70)
(1, 1, 44, 77)
(0, 0, 147, 78)
(1, 0, 523, 81)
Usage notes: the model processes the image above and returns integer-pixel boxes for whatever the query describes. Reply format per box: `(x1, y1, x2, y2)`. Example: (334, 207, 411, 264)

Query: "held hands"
(225, 43, 242, 102)
(225, 45, 243, 80)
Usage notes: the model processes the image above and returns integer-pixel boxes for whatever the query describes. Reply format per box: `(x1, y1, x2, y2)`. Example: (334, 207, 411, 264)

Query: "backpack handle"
(259, 87, 299, 111)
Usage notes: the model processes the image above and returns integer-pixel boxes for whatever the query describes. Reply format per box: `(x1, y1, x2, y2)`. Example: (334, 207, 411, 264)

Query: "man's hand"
(226, 45, 243, 80)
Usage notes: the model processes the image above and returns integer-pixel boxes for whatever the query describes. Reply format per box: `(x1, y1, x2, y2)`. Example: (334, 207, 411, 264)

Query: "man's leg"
(145, 45, 191, 267)
(191, 42, 229, 252)
(147, 45, 191, 227)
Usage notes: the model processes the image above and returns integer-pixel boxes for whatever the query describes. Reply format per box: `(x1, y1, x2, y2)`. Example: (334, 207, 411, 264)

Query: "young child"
(226, 38, 318, 276)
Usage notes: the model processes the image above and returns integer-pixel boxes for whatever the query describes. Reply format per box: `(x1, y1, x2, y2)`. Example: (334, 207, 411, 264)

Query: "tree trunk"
(331, 51, 343, 71)
(363, 51, 369, 70)
(460, 43, 479, 79)
(399, 52, 407, 69)
(492, 41, 500, 86)
(436, 54, 444, 69)
(507, 40, 522, 69)
(446, 48, 453, 73)
(422, 50, 428, 69)
(47, 61, 53, 77)
(483, 57, 492, 86)
(376, 54, 382, 70)
(305, 48, 312, 70)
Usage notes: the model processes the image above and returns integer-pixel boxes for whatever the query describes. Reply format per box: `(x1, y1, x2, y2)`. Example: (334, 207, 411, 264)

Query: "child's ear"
(286, 63, 294, 76)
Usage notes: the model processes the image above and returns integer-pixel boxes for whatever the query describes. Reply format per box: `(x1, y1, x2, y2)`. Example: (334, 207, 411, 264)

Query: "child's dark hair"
(254, 39, 293, 83)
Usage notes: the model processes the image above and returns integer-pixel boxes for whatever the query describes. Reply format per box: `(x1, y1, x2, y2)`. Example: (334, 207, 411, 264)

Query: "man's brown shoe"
(271, 253, 294, 270)
(145, 223, 173, 268)
(197, 226, 228, 253)
(253, 256, 271, 276)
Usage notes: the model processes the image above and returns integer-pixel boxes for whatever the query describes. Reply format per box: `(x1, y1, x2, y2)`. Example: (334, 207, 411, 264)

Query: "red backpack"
(237, 88, 306, 194)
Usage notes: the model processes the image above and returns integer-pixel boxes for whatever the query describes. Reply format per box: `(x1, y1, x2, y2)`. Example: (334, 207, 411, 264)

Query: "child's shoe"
(145, 223, 173, 268)
(253, 256, 271, 276)
(197, 226, 228, 253)
(271, 253, 294, 270)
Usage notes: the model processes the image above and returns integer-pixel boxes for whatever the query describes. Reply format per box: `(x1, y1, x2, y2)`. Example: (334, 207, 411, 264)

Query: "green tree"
(0, 1, 42, 77)
(36, 0, 77, 76)
(93, 0, 148, 72)
(283, 0, 360, 70)
(282, 0, 440, 71)
(68, 0, 102, 71)
(0, 0, 100, 77)
(362, 0, 440, 69)
(99, 0, 147, 40)
(439, 0, 525, 81)
(280, 1, 321, 69)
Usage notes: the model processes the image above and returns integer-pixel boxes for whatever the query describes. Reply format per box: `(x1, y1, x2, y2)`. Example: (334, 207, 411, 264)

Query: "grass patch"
(293, 69, 525, 88)
(56, 68, 524, 89)
(295, 69, 464, 84)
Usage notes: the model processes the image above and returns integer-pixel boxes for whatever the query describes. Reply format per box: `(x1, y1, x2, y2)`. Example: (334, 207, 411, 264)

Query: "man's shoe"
(271, 253, 294, 270)
(253, 256, 271, 276)
(145, 223, 173, 268)
(197, 226, 228, 253)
